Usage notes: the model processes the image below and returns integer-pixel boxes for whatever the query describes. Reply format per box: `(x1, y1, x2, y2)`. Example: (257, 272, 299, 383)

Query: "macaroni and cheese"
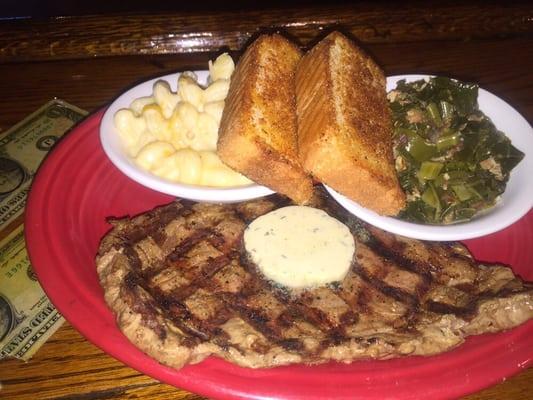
(114, 54, 251, 187)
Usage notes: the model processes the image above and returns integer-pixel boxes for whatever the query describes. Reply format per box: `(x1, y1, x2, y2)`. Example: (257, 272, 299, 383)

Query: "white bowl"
(326, 75, 533, 241)
(100, 70, 273, 203)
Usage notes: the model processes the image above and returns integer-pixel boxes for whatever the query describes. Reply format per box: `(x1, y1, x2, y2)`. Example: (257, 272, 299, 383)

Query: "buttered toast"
(217, 34, 314, 204)
(295, 32, 405, 215)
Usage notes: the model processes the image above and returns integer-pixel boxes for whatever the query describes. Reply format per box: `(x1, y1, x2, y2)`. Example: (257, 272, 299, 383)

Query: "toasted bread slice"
(217, 34, 314, 204)
(295, 32, 405, 215)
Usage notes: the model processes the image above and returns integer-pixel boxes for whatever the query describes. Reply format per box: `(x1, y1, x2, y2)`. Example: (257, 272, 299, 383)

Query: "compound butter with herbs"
(243, 206, 355, 288)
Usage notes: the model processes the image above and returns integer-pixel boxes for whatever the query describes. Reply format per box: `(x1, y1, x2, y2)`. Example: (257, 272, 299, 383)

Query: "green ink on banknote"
(0, 99, 87, 360)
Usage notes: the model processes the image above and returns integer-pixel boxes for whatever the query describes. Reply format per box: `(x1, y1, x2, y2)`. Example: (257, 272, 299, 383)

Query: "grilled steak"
(96, 190, 533, 369)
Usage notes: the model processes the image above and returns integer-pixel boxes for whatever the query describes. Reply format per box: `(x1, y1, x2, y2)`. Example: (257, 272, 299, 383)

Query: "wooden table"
(0, 2, 532, 399)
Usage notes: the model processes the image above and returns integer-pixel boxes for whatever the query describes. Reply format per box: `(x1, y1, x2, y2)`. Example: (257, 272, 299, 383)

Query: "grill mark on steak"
(359, 229, 491, 320)
(121, 218, 239, 343)
(222, 292, 279, 338)
(167, 229, 212, 262)
(221, 285, 302, 351)
(168, 254, 232, 302)
(426, 300, 476, 319)
(97, 189, 533, 369)
(354, 260, 418, 309)
(124, 287, 168, 341)
(150, 205, 187, 245)
(124, 271, 141, 290)
(123, 203, 186, 244)
(365, 233, 433, 284)
(212, 253, 342, 353)
(123, 245, 143, 272)
(238, 251, 349, 349)
(147, 285, 212, 342)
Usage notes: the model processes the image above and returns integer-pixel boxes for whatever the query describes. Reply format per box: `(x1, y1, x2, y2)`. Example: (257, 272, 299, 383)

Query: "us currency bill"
(0, 100, 87, 360)
(0, 225, 64, 360)
(0, 99, 87, 232)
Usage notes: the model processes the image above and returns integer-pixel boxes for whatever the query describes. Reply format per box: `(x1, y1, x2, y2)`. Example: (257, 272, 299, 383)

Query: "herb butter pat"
(244, 206, 355, 288)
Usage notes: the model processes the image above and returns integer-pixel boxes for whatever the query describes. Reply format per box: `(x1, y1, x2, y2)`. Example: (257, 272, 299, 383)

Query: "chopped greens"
(388, 77, 524, 224)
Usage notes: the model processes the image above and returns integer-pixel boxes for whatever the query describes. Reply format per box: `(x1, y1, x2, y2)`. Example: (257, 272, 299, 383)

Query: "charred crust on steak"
(96, 187, 533, 369)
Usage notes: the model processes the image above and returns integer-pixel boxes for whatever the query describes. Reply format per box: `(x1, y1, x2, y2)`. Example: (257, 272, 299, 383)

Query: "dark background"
(2, 0, 357, 18)
(1, 0, 523, 19)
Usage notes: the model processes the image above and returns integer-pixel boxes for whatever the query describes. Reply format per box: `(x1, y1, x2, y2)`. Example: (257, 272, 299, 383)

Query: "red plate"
(25, 111, 533, 399)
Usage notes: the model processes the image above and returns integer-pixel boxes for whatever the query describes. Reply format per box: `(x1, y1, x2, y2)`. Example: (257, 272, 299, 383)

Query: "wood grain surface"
(0, 37, 532, 133)
(0, 3, 532, 399)
(0, 2, 532, 63)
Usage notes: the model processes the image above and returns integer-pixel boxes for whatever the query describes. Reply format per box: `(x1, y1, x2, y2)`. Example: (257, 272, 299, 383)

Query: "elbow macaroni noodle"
(113, 53, 251, 187)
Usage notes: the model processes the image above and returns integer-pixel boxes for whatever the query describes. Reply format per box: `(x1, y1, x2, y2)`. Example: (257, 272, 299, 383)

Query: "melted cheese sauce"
(244, 206, 355, 288)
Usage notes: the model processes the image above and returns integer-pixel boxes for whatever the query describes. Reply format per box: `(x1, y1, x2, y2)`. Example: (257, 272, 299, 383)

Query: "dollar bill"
(0, 99, 87, 232)
(0, 225, 64, 360)
(0, 100, 87, 360)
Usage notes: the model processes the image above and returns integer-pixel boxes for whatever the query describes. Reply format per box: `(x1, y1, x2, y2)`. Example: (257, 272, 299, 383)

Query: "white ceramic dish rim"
(100, 70, 274, 203)
(326, 74, 533, 241)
